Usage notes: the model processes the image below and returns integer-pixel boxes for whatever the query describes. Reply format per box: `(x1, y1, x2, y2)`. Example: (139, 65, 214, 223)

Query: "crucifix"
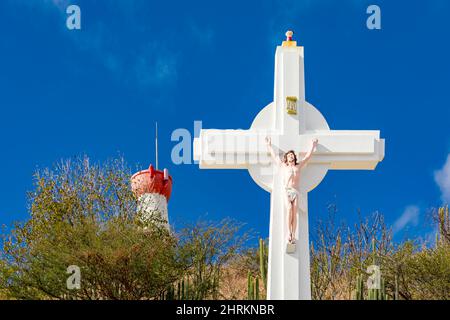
(193, 31, 385, 300)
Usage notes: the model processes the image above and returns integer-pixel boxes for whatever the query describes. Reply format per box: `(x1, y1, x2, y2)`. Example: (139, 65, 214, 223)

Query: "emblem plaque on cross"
(286, 96, 298, 115)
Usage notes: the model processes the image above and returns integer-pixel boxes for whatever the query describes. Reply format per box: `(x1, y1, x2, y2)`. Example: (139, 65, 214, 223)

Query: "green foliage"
(0, 156, 248, 300)
(311, 205, 450, 300)
(0, 157, 181, 299)
(398, 240, 450, 299)
(311, 207, 392, 300)
(175, 218, 248, 300)
(379, 206, 450, 300)
(0, 154, 448, 300)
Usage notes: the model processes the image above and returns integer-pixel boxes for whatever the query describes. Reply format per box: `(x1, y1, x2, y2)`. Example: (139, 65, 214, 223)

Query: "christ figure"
(265, 136, 319, 244)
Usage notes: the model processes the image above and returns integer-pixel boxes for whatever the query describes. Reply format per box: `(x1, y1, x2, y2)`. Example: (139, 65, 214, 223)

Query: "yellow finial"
(282, 30, 297, 47)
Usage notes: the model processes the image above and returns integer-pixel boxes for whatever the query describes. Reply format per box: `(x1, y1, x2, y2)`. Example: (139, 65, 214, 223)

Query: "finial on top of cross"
(282, 30, 297, 47)
(285, 30, 294, 41)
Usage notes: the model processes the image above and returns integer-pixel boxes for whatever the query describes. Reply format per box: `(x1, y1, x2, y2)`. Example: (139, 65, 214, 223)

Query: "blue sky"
(0, 0, 449, 244)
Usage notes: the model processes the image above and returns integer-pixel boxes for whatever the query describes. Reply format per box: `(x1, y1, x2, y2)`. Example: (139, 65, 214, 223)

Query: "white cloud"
(434, 154, 450, 204)
(393, 205, 420, 234)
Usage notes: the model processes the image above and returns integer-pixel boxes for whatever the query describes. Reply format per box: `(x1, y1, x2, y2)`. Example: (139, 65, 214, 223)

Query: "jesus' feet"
(288, 233, 294, 244)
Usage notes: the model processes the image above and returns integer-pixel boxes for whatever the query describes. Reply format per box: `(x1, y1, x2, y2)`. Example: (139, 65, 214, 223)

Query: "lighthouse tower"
(130, 123, 173, 226)
(131, 165, 172, 226)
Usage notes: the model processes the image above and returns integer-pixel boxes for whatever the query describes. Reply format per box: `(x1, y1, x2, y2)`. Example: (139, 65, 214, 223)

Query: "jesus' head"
(283, 150, 298, 165)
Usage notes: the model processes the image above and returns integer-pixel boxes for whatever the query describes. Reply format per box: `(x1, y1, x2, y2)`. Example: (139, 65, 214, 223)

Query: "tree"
(0, 156, 248, 300)
(310, 204, 450, 300)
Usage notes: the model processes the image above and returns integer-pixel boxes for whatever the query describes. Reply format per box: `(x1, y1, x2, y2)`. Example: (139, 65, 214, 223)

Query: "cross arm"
(300, 130, 385, 170)
(193, 129, 272, 169)
(193, 129, 385, 170)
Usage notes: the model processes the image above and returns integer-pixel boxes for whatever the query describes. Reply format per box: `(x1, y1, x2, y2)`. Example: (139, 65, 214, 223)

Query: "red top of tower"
(131, 164, 173, 201)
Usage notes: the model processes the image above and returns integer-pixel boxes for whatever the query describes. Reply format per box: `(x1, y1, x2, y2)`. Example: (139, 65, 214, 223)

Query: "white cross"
(193, 31, 385, 300)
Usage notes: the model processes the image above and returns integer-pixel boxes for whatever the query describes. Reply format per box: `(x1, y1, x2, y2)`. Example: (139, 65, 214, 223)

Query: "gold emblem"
(286, 96, 298, 115)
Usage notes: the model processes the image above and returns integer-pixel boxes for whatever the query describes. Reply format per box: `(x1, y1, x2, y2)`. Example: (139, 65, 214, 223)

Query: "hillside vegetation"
(0, 156, 448, 300)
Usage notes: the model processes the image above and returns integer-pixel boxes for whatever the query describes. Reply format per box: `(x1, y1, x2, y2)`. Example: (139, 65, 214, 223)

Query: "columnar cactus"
(353, 273, 387, 300)
(352, 274, 364, 300)
(247, 274, 260, 300)
(247, 238, 268, 300)
(185, 279, 190, 300)
(163, 277, 195, 300)
(352, 239, 387, 300)
(437, 205, 449, 246)
(247, 271, 254, 300)
(259, 238, 268, 291)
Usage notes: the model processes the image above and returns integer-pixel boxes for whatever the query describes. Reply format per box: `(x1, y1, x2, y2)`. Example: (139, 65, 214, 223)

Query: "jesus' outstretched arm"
(265, 137, 281, 166)
(298, 138, 318, 168)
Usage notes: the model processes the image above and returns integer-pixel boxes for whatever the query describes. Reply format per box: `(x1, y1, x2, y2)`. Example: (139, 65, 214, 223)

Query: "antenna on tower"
(155, 122, 159, 170)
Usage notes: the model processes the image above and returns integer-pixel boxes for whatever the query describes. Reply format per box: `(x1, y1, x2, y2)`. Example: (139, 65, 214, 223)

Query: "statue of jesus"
(265, 136, 319, 245)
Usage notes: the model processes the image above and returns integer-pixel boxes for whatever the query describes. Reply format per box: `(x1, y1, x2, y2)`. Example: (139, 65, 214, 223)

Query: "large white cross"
(193, 32, 385, 300)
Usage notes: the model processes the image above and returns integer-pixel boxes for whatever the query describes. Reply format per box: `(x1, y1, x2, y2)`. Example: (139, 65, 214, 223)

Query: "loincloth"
(285, 187, 298, 202)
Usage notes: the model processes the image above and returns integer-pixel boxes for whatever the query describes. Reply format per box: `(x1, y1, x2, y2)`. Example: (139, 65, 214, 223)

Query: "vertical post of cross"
(267, 30, 311, 300)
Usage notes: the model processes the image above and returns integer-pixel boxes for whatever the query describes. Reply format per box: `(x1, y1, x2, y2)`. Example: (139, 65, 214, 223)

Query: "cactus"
(186, 278, 190, 300)
(259, 238, 267, 291)
(247, 274, 260, 300)
(164, 284, 175, 300)
(352, 274, 363, 300)
(162, 277, 194, 300)
(380, 278, 386, 300)
(358, 274, 364, 300)
(437, 205, 449, 246)
(353, 273, 387, 300)
(367, 287, 373, 300)
(246, 238, 268, 300)
(255, 277, 259, 300)
(247, 271, 254, 300)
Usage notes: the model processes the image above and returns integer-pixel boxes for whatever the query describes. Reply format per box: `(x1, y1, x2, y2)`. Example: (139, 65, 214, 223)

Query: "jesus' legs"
(291, 197, 298, 243)
(286, 195, 293, 243)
